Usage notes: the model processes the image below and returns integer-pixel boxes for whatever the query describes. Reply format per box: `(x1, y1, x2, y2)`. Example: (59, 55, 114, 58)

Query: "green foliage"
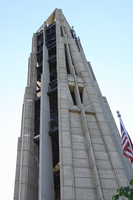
(112, 177, 133, 200)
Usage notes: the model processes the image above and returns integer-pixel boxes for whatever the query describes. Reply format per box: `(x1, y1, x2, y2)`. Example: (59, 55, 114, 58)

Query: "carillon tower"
(14, 8, 132, 200)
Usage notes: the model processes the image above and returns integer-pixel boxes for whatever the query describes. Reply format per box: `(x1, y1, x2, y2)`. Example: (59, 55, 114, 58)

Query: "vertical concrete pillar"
(14, 137, 22, 200)
(18, 60, 39, 200)
(14, 34, 38, 200)
(18, 87, 38, 200)
(38, 43, 54, 200)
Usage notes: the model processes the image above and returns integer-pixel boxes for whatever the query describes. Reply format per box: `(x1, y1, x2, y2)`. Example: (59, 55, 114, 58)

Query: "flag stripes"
(119, 115, 133, 168)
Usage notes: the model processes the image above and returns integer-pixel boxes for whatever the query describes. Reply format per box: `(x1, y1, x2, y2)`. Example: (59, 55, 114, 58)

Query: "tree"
(112, 177, 133, 200)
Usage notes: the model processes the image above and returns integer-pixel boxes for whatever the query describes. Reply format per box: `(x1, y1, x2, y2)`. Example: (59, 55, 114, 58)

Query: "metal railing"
(49, 110, 58, 133)
(48, 79, 57, 92)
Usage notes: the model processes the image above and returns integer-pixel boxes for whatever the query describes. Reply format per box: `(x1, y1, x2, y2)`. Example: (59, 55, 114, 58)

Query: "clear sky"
(0, 0, 133, 199)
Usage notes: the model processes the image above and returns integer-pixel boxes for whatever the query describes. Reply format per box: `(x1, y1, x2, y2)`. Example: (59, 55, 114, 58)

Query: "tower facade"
(14, 9, 132, 200)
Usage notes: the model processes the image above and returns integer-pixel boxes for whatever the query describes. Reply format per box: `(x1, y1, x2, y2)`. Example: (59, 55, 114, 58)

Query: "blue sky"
(0, 0, 133, 199)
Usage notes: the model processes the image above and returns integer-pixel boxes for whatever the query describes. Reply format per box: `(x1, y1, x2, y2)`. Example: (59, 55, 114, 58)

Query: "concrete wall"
(56, 8, 131, 200)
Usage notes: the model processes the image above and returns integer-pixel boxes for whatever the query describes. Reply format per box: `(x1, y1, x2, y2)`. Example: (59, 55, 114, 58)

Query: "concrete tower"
(14, 8, 132, 200)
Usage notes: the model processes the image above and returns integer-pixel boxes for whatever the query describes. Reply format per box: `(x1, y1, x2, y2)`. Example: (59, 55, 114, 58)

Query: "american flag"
(118, 111, 133, 168)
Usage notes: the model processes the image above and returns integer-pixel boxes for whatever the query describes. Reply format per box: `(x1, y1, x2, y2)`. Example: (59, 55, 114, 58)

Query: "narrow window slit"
(79, 87, 83, 104)
(71, 92, 77, 105)
(68, 44, 74, 66)
(80, 92, 83, 103)
(64, 45, 70, 74)
(60, 26, 63, 37)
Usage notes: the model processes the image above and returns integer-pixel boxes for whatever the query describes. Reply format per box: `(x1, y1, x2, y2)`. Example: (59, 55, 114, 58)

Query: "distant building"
(14, 8, 132, 200)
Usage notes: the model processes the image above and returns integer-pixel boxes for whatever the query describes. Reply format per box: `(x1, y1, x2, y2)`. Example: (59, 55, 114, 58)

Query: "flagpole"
(116, 111, 128, 137)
